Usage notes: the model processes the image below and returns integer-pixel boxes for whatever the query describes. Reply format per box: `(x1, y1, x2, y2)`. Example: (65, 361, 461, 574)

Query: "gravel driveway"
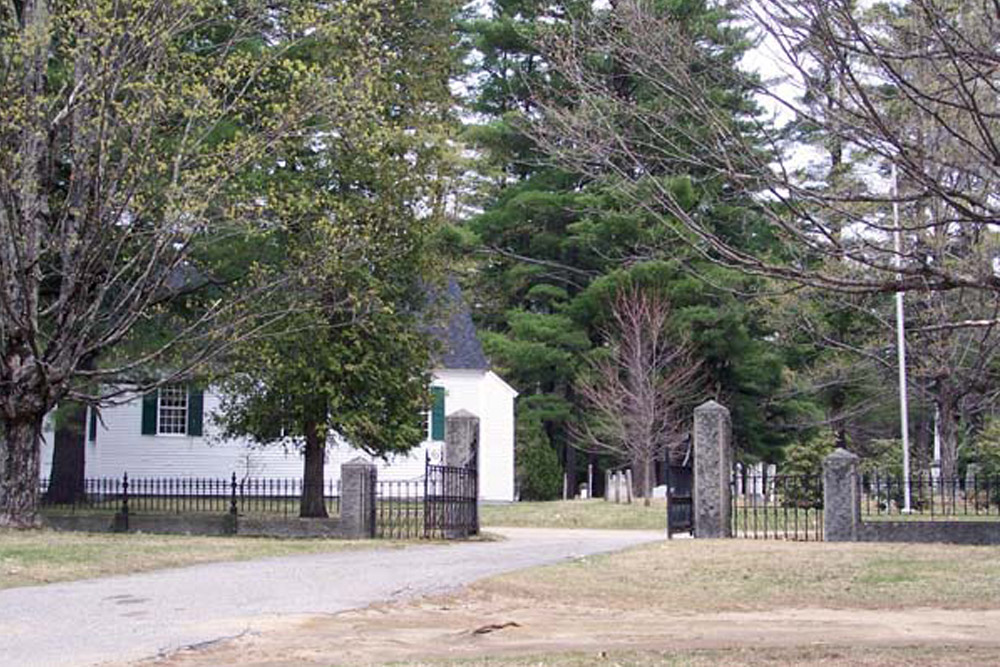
(0, 527, 662, 667)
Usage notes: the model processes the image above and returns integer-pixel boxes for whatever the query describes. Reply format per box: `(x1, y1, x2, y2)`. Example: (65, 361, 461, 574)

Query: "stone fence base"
(822, 448, 1000, 545)
(859, 520, 1000, 546)
(41, 460, 379, 540)
(42, 512, 354, 539)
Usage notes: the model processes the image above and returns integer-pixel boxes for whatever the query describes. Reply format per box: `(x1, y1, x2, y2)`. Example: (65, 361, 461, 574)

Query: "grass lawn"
(480, 499, 666, 530)
(0, 529, 396, 590)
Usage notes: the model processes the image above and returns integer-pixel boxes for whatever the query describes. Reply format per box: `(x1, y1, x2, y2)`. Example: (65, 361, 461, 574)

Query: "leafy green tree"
(214, 309, 434, 517)
(209, 0, 460, 516)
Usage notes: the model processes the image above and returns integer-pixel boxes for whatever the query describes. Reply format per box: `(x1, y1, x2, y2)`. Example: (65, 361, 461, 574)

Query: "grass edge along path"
(0, 529, 402, 590)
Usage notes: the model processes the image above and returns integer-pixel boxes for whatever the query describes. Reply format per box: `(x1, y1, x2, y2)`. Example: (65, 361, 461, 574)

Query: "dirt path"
(0, 528, 661, 667)
(144, 594, 1000, 667)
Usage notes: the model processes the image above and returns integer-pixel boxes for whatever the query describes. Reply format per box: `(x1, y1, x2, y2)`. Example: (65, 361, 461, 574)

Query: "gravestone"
(693, 400, 732, 538)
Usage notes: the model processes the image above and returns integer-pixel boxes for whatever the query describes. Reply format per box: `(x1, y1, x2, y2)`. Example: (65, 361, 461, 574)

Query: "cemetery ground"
(479, 499, 666, 530)
(149, 539, 1000, 667)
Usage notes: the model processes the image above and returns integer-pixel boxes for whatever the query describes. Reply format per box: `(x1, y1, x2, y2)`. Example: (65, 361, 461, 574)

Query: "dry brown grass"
(0, 529, 395, 589)
(472, 539, 1000, 612)
(148, 538, 1000, 667)
(377, 645, 1000, 666)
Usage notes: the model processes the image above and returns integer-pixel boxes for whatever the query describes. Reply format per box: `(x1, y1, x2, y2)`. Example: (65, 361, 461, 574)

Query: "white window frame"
(157, 385, 189, 436)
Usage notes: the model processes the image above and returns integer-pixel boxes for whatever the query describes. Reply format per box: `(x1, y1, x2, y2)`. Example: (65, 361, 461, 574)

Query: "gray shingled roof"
(426, 278, 489, 370)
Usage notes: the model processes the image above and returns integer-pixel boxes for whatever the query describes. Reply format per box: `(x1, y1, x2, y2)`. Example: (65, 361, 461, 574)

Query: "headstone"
(966, 463, 981, 491)
(693, 400, 733, 538)
(340, 458, 376, 539)
(822, 449, 860, 542)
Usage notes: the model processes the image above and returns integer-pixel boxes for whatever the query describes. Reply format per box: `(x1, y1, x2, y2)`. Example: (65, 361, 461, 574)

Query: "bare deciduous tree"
(530, 0, 1000, 308)
(0, 0, 388, 526)
(571, 285, 703, 504)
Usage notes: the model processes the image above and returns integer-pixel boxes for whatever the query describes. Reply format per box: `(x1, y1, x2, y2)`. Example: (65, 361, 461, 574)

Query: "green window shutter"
(141, 391, 158, 435)
(431, 387, 446, 441)
(88, 408, 97, 442)
(187, 387, 204, 437)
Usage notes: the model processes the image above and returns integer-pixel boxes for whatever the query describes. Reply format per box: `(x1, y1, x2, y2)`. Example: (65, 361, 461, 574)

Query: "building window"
(157, 385, 188, 435)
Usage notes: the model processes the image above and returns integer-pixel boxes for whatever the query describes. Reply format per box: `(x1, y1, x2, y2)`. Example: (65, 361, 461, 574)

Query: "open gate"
(423, 450, 479, 539)
(667, 463, 693, 537)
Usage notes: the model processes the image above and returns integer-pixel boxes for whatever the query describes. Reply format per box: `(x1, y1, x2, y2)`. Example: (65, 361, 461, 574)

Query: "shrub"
(516, 419, 563, 501)
(780, 432, 835, 508)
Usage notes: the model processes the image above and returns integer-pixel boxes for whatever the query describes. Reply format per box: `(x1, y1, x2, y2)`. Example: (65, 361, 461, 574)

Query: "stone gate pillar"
(693, 400, 732, 538)
(823, 449, 861, 542)
(340, 458, 376, 539)
(444, 410, 480, 538)
(445, 410, 480, 467)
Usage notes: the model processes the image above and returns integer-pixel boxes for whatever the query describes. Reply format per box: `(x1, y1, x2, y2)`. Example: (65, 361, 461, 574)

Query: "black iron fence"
(862, 471, 1000, 520)
(731, 467, 824, 541)
(40, 474, 340, 518)
(40, 478, 124, 513)
(375, 479, 424, 539)
(238, 478, 340, 517)
(372, 457, 479, 540)
(41, 457, 479, 540)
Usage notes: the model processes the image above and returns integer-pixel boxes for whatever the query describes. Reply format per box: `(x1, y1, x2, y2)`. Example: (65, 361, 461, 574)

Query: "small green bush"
(516, 419, 563, 501)
(781, 432, 835, 508)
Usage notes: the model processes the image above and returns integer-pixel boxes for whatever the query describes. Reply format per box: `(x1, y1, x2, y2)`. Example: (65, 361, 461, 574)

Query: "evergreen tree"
(461, 0, 809, 497)
(210, 0, 460, 516)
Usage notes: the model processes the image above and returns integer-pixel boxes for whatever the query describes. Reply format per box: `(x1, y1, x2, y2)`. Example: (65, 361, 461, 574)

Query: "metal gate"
(423, 450, 479, 539)
(667, 463, 694, 537)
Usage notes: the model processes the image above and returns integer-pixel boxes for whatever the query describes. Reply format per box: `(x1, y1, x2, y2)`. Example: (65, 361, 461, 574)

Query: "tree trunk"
(1, 415, 44, 528)
(937, 398, 959, 481)
(564, 444, 578, 498)
(300, 419, 328, 518)
(45, 402, 87, 504)
(643, 458, 653, 507)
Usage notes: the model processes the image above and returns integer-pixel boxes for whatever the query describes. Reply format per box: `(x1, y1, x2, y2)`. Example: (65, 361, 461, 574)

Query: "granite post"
(445, 410, 479, 467)
(444, 410, 480, 538)
(823, 449, 861, 542)
(693, 400, 732, 538)
(340, 458, 376, 539)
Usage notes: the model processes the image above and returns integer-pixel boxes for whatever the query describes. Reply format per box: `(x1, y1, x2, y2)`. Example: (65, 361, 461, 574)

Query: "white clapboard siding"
(478, 371, 517, 502)
(38, 368, 517, 501)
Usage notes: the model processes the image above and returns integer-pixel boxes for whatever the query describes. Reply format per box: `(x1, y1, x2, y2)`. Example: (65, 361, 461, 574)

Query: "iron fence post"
(423, 450, 430, 538)
(121, 472, 129, 531)
(230, 472, 238, 516)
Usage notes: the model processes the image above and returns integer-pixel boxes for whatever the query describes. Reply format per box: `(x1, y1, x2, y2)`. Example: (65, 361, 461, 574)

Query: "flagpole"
(892, 163, 913, 513)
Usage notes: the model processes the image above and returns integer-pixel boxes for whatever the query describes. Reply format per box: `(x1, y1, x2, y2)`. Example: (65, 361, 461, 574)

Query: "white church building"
(40, 281, 518, 502)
